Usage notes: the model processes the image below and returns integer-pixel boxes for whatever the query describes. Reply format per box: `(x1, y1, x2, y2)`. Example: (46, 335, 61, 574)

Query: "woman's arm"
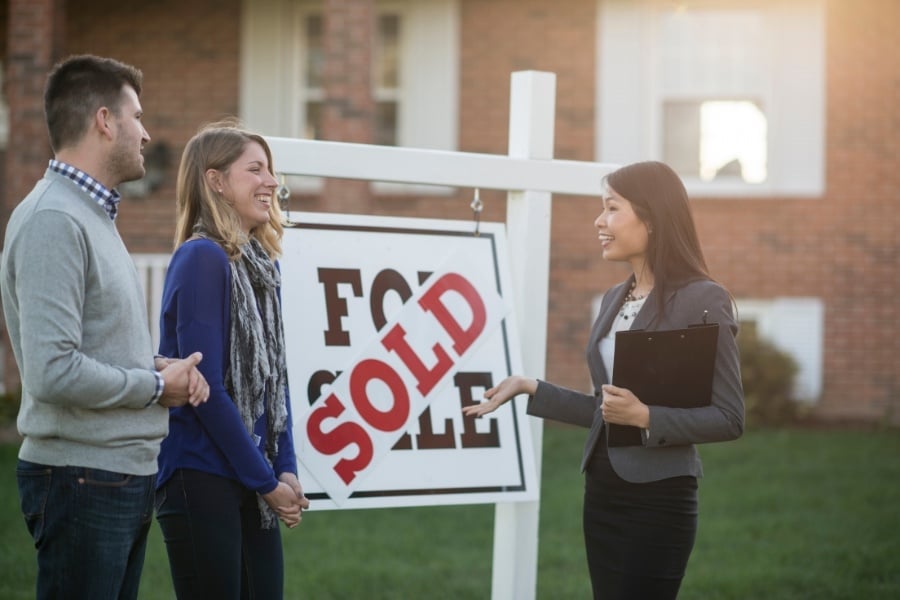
(528, 379, 598, 428)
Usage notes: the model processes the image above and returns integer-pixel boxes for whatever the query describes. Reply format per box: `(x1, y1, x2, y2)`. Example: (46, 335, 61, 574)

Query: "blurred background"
(1, 0, 898, 428)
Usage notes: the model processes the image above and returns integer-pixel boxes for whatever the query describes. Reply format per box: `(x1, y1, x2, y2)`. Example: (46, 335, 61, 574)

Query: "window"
(597, 0, 825, 197)
(298, 9, 402, 146)
(663, 99, 769, 183)
(737, 297, 824, 403)
(240, 0, 459, 192)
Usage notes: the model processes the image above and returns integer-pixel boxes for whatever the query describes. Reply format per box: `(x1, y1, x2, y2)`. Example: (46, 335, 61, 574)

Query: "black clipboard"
(607, 323, 719, 447)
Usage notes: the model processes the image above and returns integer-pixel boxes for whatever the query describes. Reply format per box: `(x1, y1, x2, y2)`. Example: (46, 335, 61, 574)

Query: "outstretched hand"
(461, 375, 537, 418)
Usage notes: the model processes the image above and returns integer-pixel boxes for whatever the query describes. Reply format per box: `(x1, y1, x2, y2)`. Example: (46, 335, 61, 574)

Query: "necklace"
(619, 280, 648, 320)
(624, 279, 648, 303)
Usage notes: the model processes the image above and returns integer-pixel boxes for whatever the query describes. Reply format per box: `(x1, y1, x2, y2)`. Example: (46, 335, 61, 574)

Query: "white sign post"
(266, 70, 615, 600)
(490, 71, 555, 600)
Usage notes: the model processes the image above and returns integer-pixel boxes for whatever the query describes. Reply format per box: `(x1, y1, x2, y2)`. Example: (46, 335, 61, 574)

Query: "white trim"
(240, 0, 297, 137)
(265, 137, 615, 195)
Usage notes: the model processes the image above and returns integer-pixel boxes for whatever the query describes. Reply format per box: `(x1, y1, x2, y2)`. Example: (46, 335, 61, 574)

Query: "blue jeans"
(155, 469, 285, 599)
(16, 459, 156, 600)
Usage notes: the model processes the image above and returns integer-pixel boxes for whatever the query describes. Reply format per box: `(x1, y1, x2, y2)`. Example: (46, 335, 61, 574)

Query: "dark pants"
(155, 469, 284, 600)
(16, 459, 156, 600)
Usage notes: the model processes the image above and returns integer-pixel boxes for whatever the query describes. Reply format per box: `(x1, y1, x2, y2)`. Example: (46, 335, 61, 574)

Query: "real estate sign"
(281, 212, 537, 509)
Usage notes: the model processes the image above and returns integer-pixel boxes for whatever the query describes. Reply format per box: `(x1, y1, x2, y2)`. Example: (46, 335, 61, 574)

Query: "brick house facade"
(2, 0, 898, 422)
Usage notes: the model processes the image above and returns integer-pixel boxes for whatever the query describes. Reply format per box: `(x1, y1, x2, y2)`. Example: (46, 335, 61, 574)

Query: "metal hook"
(276, 173, 293, 223)
(470, 188, 483, 237)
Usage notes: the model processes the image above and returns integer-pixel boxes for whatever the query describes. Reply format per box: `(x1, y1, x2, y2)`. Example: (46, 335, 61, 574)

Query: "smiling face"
(594, 185, 651, 271)
(215, 141, 278, 234)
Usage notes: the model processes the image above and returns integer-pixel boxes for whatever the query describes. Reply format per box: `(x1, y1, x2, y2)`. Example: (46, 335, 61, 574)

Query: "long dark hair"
(605, 161, 710, 316)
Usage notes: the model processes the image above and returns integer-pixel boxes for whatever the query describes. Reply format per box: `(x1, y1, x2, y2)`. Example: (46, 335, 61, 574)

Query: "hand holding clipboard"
(607, 322, 719, 447)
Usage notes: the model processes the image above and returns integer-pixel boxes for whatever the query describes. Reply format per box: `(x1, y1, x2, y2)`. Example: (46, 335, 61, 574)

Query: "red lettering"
(381, 323, 453, 396)
(418, 273, 487, 355)
(350, 359, 410, 432)
(306, 394, 374, 485)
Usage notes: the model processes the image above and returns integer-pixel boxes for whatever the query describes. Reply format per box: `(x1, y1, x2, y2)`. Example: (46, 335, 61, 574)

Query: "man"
(0, 55, 209, 600)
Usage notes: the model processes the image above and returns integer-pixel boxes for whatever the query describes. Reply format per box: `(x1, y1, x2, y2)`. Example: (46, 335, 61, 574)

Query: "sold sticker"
(296, 255, 507, 506)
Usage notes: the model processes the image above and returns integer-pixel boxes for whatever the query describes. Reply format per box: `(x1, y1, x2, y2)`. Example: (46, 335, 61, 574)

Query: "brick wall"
(812, 0, 899, 420)
(2, 0, 61, 393)
(63, 0, 243, 253)
(320, 0, 376, 208)
(3, 0, 898, 421)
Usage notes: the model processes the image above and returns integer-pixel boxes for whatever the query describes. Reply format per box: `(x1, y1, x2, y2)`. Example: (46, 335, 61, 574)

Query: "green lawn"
(1, 425, 898, 599)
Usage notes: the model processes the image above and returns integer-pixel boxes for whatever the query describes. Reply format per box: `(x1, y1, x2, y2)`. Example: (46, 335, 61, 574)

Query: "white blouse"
(598, 296, 648, 380)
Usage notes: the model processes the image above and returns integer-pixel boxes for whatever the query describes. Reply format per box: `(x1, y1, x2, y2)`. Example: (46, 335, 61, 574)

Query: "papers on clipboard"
(607, 323, 719, 447)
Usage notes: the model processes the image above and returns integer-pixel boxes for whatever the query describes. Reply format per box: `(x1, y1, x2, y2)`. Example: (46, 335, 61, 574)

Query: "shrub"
(738, 324, 799, 427)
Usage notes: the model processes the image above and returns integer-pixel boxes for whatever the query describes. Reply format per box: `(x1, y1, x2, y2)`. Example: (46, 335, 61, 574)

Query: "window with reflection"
(664, 99, 767, 183)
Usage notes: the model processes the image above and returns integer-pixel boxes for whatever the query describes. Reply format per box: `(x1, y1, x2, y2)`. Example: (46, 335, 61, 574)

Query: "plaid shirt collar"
(48, 159, 122, 221)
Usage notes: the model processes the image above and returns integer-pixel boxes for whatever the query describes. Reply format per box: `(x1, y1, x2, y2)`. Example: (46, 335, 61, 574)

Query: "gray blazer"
(528, 276, 744, 482)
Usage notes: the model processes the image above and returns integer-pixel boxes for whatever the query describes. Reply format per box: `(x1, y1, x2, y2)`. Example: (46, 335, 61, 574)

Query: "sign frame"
(281, 212, 538, 509)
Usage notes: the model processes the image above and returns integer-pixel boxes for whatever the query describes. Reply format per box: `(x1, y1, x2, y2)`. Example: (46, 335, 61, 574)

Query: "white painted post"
(491, 71, 556, 600)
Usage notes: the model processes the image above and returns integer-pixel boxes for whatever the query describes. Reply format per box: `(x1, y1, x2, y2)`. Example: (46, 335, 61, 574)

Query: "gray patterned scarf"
(226, 237, 289, 529)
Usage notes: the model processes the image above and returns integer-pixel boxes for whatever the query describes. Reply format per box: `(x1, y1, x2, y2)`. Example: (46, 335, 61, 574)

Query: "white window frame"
(240, 0, 460, 195)
(737, 297, 824, 403)
(596, 0, 825, 198)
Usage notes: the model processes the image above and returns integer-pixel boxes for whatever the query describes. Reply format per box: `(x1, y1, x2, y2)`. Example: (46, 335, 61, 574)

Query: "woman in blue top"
(155, 121, 309, 599)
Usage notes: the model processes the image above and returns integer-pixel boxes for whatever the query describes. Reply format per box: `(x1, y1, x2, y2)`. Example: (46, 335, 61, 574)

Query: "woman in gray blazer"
(464, 161, 744, 599)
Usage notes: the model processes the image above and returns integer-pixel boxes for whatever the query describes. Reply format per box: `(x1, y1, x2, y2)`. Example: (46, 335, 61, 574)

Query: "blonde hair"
(174, 120, 284, 259)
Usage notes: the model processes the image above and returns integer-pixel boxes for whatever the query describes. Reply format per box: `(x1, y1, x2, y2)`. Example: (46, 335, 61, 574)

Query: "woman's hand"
(461, 375, 537, 417)
(262, 481, 304, 528)
(278, 472, 311, 523)
(600, 383, 650, 428)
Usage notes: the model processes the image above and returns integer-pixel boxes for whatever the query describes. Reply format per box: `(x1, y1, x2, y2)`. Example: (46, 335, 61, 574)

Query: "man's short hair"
(44, 55, 143, 152)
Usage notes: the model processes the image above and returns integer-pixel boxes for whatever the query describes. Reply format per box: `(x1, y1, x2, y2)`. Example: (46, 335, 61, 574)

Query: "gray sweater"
(1, 169, 166, 475)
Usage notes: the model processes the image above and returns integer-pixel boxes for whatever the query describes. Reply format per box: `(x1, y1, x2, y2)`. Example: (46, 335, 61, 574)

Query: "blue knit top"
(156, 238, 297, 494)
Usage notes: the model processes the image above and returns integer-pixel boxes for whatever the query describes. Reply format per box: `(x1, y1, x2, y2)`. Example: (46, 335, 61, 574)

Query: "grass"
(1, 424, 898, 599)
